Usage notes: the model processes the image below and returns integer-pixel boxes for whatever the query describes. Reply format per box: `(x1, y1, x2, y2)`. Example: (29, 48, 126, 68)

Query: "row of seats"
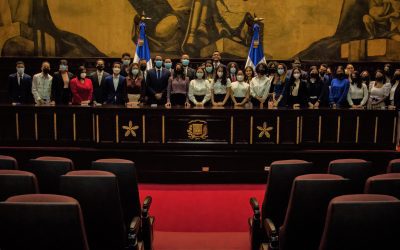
(249, 159, 400, 250)
(0, 156, 154, 250)
(2, 155, 400, 250)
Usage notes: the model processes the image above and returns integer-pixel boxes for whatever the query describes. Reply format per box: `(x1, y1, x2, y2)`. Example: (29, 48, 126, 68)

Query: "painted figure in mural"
(0, 0, 104, 57)
(363, 0, 400, 40)
(129, 0, 261, 58)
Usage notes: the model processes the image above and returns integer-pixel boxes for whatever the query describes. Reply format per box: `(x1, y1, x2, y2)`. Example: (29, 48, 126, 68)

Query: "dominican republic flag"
(133, 21, 152, 70)
(245, 23, 266, 69)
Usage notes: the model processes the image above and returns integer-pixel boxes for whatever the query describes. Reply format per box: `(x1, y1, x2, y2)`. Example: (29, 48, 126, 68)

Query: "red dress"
(70, 77, 93, 104)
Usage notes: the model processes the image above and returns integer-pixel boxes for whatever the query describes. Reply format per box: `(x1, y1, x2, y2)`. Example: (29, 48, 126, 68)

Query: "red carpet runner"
(139, 184, 265, 250)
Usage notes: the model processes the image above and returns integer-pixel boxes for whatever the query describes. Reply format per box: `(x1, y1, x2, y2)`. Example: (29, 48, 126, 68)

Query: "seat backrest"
(60, 170, 126, 250)
(0, 155, 18, 170)
(319, 194, 400, 250)
(0, 170, 39, 201)
(27, 156, 74, 194)
(328, 159, 372, 193)
(0, 194, 89, 250)
(262, 160, 314, 228)
(365, 173, 400, 199)
(91, 158, 141, 228)
(279, 174, 349, 250)
(387, 159, 400, 173)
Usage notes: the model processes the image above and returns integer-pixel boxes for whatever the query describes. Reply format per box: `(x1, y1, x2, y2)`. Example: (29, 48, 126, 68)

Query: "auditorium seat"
(0, 169, 39, 201)
(0, 155, 18, 169)
(365, 173, 400, 199)
(92, 158, 154, 250)
(263, 174, 349, 250)
(318, 194, 400, 250)
(249, 159, 314, 250)
(0, 194, 89, 250)
(27, 156, 74, 194)
(327, 159, 373, 193)
(387, 159, 400, 173)
(60, 170, 141, 250)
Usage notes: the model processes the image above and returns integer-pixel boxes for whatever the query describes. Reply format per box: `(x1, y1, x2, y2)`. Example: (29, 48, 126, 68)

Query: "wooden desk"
(0, 105, 398, 182)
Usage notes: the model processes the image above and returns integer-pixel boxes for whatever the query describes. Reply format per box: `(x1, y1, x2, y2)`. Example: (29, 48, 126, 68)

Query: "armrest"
(127, 217, 141, 249)
(141, 196, 152, 218)
(264, 218, 279, 249)
(250, 197, 261, 218)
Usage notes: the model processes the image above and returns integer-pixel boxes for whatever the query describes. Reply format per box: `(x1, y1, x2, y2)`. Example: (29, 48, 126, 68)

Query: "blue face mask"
(155, 60, 163, 68)
(165, 62, 172, 69)
(230, 67, 236, 74)
(206, 66, 213, 73)
(182, 59, 190, 66)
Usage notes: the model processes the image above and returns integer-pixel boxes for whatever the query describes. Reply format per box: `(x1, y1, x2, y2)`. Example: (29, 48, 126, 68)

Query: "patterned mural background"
(1, 0, 400, 61)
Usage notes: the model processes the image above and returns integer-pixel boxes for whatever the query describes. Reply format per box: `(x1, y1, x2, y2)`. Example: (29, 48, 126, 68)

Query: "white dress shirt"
(32, 72, 53, 102)
(231, 81, 249, 98)
(210, 78, 231, 94)
(188, 79, 211, 104)
(390, 81, 399, 101)
(17, 73, 24, 85)
(113, 75, 119, 91)
(347, 83, 369, 106)
(250, 75, 271, 101)
(97, 70, 103, 86)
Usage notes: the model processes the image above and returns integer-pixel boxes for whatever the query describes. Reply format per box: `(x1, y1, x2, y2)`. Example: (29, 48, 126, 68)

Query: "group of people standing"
(7, 52, 400, 110)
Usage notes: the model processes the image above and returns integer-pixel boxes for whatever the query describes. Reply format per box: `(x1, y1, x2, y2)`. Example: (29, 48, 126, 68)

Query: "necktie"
(157, 70, 161, 79)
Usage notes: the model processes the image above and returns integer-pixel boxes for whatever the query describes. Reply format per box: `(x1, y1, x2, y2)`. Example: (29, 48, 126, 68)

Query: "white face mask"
(80, 73, 86, 79)
(237, 75, 244, 82)
(132, 69, 139, 75)
(17, 67, 25, 75)
(293, 73, 301, 79)
(113, 68, 121, 74)
(217, 71, 224, 78)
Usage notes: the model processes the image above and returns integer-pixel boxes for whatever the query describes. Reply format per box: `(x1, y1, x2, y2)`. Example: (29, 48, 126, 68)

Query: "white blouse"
(188, 79, 211, 104)
(250, 76, 271, 101)
(210, 78, 231, 95)
(347, 83, 369, 106)
(231, 81, 250, 98)
(390, 81, 399, 101)
(369, 81, 391, 101)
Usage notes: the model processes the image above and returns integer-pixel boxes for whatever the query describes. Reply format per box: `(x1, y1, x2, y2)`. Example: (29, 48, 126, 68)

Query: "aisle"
(139, 184, 265, 249)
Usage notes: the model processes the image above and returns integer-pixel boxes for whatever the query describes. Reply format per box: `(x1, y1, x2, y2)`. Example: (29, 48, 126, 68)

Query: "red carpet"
(138, 184, 265, 232)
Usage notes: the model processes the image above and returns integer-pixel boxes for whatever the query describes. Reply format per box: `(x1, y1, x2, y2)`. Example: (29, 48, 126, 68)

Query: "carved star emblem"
(122, 121, 139, 137)
(257, 122, 274, 139)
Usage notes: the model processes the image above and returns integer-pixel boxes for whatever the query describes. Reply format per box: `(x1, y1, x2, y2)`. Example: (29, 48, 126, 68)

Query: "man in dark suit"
(90, 59, 110, 104)
(146, 55, 171, 105)
(181, 53, 195, 80)
(8, 61, 33, 104)
(120, 52, 131, 77)
(103, 62, 127, 105)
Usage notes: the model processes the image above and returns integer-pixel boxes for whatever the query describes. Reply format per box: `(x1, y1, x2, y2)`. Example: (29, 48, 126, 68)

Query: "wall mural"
(1, 0, 400, 61)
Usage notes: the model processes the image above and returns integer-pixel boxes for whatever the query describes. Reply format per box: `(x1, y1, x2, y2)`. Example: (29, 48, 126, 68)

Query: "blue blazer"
(103, 75, 127, 104)
(8, 73, 34, 103)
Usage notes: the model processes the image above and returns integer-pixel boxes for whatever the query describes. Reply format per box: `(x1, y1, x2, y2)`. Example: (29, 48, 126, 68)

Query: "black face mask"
(351, 77, 359, 82)
(319, 72, 325, 77)
(175, 69, 182, 74)
(394, 75, 400, 80)
(361, 77, 369, 81)
(310, 73, 319, 78)
(376, 76, 384, 82)
(258, 69, 266, 75)
(43, 68, 50, 74)
(336, 73, 344, 79)
(140, 65, 146, 71)
(269, 68, 276, 74)
(96, 65, 104, 71)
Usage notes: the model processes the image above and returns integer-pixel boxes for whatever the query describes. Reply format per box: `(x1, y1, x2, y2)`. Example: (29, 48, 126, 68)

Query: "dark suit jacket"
(393, 83, 400, 109)
(183, 66, 196, 80)
(145, 68, 171, 104)
(8, 73, 33, 103)
(103, 75, 127, 105)
(51, 71, 74, 104)
(90, 71, 110, 103)
(283, 80, 308, 107)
